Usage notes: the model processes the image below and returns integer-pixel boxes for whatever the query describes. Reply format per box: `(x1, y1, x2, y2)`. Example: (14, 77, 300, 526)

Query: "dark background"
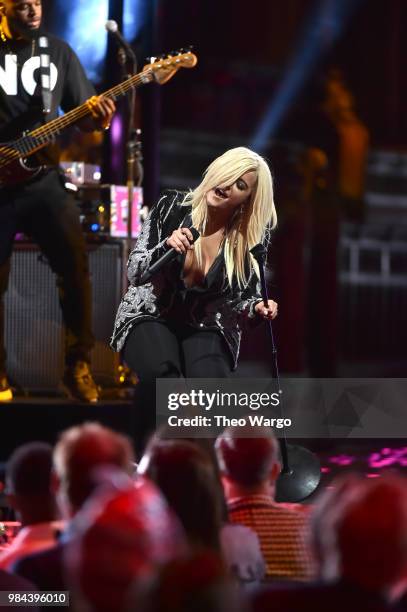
(47, 0, 407, 378)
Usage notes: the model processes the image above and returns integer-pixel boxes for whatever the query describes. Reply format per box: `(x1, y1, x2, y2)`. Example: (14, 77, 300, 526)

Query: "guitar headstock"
(143, 48, 198, 85)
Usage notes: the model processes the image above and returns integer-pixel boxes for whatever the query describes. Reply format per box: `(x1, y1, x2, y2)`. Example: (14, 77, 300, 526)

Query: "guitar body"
(0, 146, 44, 189)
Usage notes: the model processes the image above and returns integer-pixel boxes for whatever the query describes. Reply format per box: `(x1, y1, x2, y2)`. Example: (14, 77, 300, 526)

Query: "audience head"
(66, 471, 186, 612)
(146, 427, 228, 521)
(313, 473, 407, 594)
(138, 439, 223, 552)
(6, 441, 56, 525)
(53, 422, 134, 517)
(143, 550, 245, 612)
(308, 473, 361, 573)
(215, 424, 280, 496)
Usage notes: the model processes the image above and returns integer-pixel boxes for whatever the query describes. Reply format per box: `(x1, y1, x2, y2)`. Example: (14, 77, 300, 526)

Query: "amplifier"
(60, 161, 101, 185)
(4, 241, 123, 392)
(71, 184, 143, 238)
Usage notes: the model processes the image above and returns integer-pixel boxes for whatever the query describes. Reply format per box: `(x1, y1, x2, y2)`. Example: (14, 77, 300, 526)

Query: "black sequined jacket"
(110, 190, 265, 369)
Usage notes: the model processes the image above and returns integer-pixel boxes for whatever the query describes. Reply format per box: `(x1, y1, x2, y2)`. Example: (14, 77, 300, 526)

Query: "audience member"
(216, 424, 314, 581)
(139, 439, 224, 553)
(147, 427, 229, 521)
(0, 442, 62, 571)
(252, 473, 407, 612)
(220, 523, 265, 588)
(141, 550, 247, 612)
(64, 469, 186, 612)
(138, 438, 265, 588)
(12, 423, 134, 592)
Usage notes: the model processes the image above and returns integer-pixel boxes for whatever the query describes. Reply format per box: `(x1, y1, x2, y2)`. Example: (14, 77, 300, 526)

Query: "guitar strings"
(0, 53, 193, 169)
(0, 70, 151, 167)
(28, 54, 191, 142)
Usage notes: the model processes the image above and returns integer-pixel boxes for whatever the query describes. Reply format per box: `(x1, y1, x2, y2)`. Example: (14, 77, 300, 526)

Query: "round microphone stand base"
(275, 443, 321, 503)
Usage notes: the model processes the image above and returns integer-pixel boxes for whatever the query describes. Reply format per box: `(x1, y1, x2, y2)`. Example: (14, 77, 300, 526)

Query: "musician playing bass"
(0, 0, 115, 402)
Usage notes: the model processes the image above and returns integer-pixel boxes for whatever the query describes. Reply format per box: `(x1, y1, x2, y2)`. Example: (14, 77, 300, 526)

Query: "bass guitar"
(0, 49, 197, 188)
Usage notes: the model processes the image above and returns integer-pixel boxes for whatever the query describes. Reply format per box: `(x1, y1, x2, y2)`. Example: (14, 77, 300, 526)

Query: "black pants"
(0, 170, 94, 373)
(123, 319, 232, 379)
(123, 319, 232, 455)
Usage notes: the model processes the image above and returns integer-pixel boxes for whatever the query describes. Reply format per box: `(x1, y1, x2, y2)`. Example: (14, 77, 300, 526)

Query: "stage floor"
(0, 396, 136, 462)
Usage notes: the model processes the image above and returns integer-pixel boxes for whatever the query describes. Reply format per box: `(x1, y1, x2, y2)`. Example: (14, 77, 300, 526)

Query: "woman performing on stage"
(110, 147, 278, 447)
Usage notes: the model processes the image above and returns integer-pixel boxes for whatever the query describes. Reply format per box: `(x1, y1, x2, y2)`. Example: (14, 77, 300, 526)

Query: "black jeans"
(123, 319, 232, 455)
(0, 170, 94, 373)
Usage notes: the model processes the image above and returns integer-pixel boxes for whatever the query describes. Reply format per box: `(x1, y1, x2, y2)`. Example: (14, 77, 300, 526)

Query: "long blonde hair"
(182, 147, 277, 287)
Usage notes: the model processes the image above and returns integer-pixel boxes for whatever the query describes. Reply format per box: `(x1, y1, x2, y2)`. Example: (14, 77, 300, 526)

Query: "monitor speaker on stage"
(4, 241, 123, 392)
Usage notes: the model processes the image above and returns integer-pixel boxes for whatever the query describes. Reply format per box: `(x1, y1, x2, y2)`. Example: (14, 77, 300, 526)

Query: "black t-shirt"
(0, 32, 95, 164)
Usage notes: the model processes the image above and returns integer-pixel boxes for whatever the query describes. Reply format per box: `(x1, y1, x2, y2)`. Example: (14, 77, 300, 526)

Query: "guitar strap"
(38, 36, 52, 116)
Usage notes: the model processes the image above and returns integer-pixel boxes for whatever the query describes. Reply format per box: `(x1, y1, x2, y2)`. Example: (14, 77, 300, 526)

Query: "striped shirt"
(227, 494, 315, 581)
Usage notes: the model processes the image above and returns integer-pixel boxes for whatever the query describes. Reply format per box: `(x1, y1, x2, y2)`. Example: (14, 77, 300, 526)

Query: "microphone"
(105, 20, 137, 63)
(139, 227, 200, 285)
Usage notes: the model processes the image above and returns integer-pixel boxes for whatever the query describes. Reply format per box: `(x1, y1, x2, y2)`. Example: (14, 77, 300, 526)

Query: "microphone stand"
(112, 42, 143, 396)
(117, 44, 143, 286)
(250, 244, 321, 502)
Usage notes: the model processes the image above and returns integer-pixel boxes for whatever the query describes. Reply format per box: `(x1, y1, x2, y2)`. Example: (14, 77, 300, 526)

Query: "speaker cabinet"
(5, 241, 123, 391)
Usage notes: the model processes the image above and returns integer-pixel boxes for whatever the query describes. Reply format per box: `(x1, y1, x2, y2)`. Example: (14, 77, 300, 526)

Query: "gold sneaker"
(0, 376, 13, 402)
(63, 361, 99, 403)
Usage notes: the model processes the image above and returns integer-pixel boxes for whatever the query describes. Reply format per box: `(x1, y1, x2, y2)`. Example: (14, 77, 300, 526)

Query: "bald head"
(215, 425, 280, 489)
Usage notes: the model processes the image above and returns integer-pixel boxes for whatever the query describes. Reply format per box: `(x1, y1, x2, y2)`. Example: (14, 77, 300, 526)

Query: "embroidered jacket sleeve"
(227, 271, 263, 321)
(127, 193, 174, 286)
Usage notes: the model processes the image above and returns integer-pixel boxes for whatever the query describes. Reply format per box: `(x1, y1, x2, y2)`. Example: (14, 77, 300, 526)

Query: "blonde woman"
(111, 148, 277, 430)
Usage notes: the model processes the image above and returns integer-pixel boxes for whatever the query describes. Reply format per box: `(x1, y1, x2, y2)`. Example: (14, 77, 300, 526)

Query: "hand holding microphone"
(166, 227, 196, 253)
(139, 226, 200, 284)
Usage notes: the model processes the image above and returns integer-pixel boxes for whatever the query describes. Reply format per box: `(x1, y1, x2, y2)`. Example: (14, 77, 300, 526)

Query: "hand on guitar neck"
(82, 95, 116, 132)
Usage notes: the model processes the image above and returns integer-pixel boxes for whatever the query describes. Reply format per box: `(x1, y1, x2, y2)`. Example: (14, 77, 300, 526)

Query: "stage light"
(251, 0, 366, 153)
(111, 114, 123, 147)
(53, 0, 109, 82)
(64, 182, 78, 192)
(123, 0, 148, 42)
(110, 114, 124, 175)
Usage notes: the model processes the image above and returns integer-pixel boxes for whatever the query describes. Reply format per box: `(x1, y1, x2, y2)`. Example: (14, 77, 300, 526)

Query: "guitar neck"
(15, 69, 154, 155)
(6, 50, 198, 160)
